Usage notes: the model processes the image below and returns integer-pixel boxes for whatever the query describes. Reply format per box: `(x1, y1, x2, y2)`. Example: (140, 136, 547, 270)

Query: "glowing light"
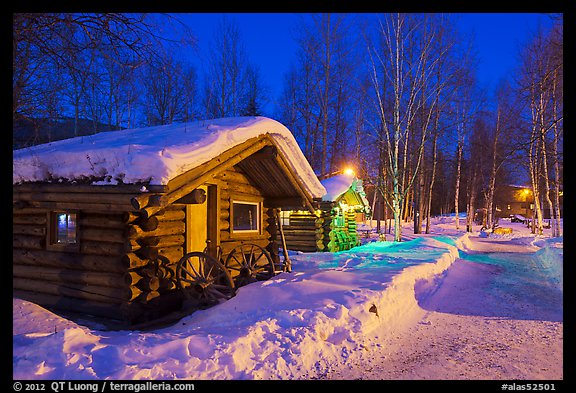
(522, 188, 531, 196)
(343, 168, 355, 176)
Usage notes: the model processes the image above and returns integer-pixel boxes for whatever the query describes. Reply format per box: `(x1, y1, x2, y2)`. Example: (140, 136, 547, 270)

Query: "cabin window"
(280, 210, 291, 227)
(231, 201, 260, 233)
(49, 211, 78, 246)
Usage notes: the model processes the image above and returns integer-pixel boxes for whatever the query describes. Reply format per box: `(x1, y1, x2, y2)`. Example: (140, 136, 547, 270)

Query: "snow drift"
(13, 236, 461, 380)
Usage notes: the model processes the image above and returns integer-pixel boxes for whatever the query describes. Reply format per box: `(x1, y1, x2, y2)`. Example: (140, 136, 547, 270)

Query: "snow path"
(322, 236, 563, 380)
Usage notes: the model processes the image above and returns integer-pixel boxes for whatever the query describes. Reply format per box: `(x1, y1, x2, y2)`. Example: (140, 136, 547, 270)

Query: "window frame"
(47, 210, 80, 251)
(279, 210, 291, 227)
(230, 197, 263, 237)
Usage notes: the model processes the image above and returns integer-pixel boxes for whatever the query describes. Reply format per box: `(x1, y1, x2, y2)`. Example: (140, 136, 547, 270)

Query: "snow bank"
(13, 236, 461, 380)
(12, 116, 326, 198)
(532, 244, 563, 291)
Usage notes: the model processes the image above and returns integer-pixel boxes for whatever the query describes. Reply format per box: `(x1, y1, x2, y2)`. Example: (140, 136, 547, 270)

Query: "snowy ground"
(12, 215, 563, 380)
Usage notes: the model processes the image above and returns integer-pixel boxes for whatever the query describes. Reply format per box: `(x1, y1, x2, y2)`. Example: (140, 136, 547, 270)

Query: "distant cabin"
(12, 116, 325, 324)
(281, 172, 372, 253)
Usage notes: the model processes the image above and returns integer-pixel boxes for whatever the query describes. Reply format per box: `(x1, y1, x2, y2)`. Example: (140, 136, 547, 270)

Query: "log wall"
(13, 168, 281, 323)
(214, 166, 279, 276)
(283, 211, 323, 252)
(12, 187, 185, 323)
(13, 205, 136, 320)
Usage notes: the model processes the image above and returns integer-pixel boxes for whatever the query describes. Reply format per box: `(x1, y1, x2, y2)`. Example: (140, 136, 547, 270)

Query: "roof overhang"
(132, 135, 317, 217)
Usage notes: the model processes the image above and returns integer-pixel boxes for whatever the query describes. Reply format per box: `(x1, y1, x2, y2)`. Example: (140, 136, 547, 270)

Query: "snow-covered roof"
(12, 116, 326, 198)
(320, 173, 355, 202)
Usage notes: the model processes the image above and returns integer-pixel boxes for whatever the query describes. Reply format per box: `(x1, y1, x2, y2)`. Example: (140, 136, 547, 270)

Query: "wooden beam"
(173, 188, 206, 204)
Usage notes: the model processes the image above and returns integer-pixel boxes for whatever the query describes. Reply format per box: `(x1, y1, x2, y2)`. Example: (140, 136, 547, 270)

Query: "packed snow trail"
(322, 237, 563, 380)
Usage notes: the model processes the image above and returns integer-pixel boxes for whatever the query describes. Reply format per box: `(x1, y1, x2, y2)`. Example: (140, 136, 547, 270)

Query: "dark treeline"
(13, 13, 563, 240)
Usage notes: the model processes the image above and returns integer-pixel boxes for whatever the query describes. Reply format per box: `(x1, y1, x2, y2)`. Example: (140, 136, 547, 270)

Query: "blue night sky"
(175, 13, 556, 114)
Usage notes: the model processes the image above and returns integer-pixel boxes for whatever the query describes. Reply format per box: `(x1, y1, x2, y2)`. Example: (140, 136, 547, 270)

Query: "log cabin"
(12, 117, 326, 324)
(281, 171, 371, 253)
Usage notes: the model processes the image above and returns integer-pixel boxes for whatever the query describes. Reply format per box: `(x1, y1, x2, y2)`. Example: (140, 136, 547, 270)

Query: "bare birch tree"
(367, 13, 456, 241)
(517, 23, 563, 235)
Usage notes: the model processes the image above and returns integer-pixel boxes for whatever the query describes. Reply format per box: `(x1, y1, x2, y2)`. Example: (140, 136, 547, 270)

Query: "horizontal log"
(288, 213, 317, 218)
(12, 207, 49, 215)
(290, 217, 323, 224)
(13, 224, 46, 236)
(80, 228, 126, 244)
(130, 237, 157, 248)
(215, 170, 254, 185)
(13, 289, 129, 322)
(156, 235, 185, 248)
(283, 228, 316, 235)
(220, 199, 230, 210)
(13, 234, 45, 250)
(13, 277, 139, 303)
(127, 221, 185, 239)
(156, 209, 185, 222)
(228, 191, 264, 203)
(13, 183, 167, 194)
(284, 226, 318, 232)
(13, 264, 127, 288)
(12, 215, 47, 225)
(226, 181, 262, 197)
(284, 234, 315, 242)
(13, 249, 125, 273)
(80, 214, 126, 229)
(220, 209, 230, 220)
(284, 239, 317, 247)
(81, 240, 129, 256)
(13, 191, 134, 205)
(23, 200, 136, 213)
(174, 189, 207, 204)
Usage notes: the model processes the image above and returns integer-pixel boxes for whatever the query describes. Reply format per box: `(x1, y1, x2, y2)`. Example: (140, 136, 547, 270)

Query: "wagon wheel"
(176, 252, 235, 308)
(224, 244, 276, 287)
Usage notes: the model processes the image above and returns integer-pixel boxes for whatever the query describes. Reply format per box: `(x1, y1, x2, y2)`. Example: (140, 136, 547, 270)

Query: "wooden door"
(185, 185, 218, 255)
